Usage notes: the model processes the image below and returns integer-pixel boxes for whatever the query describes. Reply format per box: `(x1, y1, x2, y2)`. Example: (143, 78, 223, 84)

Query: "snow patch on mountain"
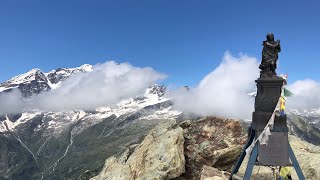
(70, 85, 176, 135)
(290, 108, 320, 117)
(45, 64, 93, 85)
(0, 86, 15, 92)
(0, 123, 5, 132)
(15, 112, 40, 127)
(142, 107, 180, 120)
(9, 68, 43, 84)
(0, 112, 40, 132)
(46, 79, 61, 90)
(79, 64, 93, 72)
(43, 112, 79, 135)
(0, 64, 93, 94)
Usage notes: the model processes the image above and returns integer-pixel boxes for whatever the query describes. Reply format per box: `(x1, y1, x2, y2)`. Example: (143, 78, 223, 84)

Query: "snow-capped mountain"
(0, 68, 50, 97)
(290, 108, 320, 121)
(46, 64, 92, 86)
(0, 65, 184, 179)
(0, 85, 182, 179)
(0, 64, 92, 97)
(0, 65, 319, 179)
(287, 109, 320, 145)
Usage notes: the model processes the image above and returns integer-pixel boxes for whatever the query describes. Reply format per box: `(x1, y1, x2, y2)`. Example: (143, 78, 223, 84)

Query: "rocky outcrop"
(92, 116, 247, 180)
(93, 116, 320, 180)
(179, 117, 247, 180)
(180, 117, 320, 180)
(200, 165, 230, 180)
(91, 119, 185, 180)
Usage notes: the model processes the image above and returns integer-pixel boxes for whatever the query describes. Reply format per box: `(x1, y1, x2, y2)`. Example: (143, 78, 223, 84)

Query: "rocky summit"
(93, 117, 320, 180)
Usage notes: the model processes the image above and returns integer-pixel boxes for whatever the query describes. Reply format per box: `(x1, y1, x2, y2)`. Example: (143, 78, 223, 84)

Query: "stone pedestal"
(254, 77, 283, 112)
(252, 77, 290, 166)
(230, 76, 305, 179)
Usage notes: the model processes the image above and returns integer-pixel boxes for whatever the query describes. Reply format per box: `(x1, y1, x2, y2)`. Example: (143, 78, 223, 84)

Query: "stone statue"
(259, 33, 281, 78)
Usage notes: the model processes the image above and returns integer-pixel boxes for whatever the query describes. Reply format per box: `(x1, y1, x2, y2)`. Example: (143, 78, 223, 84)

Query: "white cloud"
(169, 52, 260, 120)
(0, 61, 166, 114)
(169, 52, 320, 119)
(0, 89, 24, 114)
(1, 54, 319, 118)
(287, 79, 320, 110)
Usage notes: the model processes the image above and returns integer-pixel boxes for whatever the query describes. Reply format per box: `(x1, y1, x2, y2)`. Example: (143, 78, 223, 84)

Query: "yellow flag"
(280, 97, 286, 111)
(280, 166, 291, 178)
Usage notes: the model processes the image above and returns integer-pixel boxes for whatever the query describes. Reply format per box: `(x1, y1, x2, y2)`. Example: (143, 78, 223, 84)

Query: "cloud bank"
(170, 52, 320, 119)
(0, 89, 24, 114)
(287, 79, 320, 110)
(170, 52, 260, 120)
(1, 53, 319, 118)
(0, 61, 166, 114)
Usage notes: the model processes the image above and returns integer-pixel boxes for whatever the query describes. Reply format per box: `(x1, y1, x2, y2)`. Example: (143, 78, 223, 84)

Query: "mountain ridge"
(0, 64, 93, 97)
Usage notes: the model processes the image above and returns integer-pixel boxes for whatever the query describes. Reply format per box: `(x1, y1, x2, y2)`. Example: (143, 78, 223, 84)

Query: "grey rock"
(91, 120, 185, 180)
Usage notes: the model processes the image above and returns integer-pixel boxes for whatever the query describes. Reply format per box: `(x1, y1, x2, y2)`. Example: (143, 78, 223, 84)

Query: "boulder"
(179, 116, 247, 180)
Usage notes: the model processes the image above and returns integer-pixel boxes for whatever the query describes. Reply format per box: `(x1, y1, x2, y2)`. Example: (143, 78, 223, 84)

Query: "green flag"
(284, 88, 294, 97)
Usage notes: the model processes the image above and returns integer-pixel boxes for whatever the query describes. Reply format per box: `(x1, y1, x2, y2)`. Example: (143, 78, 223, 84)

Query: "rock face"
(288, 113, 320, 146)
(46, 64, 92, 84)
(0, 68, 51, 97)
(178, 117, 247, 180)
(91, 119, 185, 180)
(91, 116, 320, 180)
(200, 165, 230, 180)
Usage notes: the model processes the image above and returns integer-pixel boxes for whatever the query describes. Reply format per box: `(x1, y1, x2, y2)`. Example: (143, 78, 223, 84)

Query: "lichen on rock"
(178, 116, 247, 180)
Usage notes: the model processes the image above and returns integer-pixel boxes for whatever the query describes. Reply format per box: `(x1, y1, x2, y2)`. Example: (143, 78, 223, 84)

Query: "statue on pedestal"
(229, 34, 306, 180)
(259, 33, 281, 78)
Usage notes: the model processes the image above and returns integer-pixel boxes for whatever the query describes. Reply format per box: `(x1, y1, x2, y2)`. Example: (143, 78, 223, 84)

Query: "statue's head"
(266, 33, 274, 41)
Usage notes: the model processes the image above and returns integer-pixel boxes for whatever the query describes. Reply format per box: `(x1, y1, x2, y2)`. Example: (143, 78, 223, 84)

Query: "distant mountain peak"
(0, 68, 49, 96)
(46, 64, 92, 84)
(0, 64, 93, 96)
(28, 68, 41, 73)
(79, 64, 93, 72)
(146, 84, 166, 97)
(8, 68, 45, 85)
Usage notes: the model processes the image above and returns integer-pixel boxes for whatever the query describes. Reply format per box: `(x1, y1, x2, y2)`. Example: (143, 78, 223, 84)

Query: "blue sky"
(1, 0, 320, 86)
